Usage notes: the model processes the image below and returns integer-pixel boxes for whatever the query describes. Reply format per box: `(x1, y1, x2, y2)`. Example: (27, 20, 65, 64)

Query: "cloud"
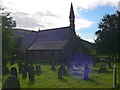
(75, 18, 94, 30)
(2, 0, 119, 30)
(12, 12, 45, 30)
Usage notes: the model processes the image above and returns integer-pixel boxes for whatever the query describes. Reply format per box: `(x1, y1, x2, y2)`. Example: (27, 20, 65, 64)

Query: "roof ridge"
(39, 26, 69, 32)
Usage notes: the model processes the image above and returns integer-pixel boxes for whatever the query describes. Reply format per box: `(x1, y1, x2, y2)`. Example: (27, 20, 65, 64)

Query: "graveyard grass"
(2, 63, 119, 88)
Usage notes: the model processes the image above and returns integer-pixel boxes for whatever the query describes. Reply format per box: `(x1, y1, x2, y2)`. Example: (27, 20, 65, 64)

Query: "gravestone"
(113, 64, 117, 88)
(2, 65, 9, 75)
(24, 63, 29, 73)
(18, 63, 22, 73)
(61, 65, 67, 76)
(58, 66, 63, 80)
(51, 63, 56, 71)
(35, 65, 41, 75)
(2, 75, 20, 89)
(83, 62, 89, 80)
(21, 64, 27, 78)
(10, 67, 18, 77)
(98, 62, 107, 73)
(28, 65, 35, 82)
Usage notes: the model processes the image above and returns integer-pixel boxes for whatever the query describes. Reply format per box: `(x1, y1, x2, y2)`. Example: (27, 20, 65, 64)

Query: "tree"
(95, 11, 120, 60)
(1, 8, 16, 61)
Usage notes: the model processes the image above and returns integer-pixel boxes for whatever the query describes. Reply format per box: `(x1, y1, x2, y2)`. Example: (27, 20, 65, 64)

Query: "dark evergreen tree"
(95, 11, 120, 61)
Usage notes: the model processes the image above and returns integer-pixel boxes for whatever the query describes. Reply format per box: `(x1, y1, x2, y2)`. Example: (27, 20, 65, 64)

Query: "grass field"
(2, 63, 119, 88)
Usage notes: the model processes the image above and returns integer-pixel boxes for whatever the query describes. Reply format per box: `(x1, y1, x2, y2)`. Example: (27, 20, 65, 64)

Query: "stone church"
(19, 4, 81, 63)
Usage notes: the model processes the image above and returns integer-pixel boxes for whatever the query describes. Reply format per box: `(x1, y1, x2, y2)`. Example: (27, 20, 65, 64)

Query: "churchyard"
(2, 61, 119, 88)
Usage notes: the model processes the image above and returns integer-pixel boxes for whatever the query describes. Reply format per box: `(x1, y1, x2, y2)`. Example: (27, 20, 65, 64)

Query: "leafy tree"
(95, 11, 120, 60)
(1, 8, 16, 60)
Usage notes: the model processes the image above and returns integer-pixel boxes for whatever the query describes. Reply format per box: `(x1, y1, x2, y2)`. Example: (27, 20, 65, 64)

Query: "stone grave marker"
(83, 61, 89, 80)
(58, 66, 63, 80)
(2, 75, 20, 89)
(18, 63, 22, 73)
(113, 64, 117, 88)
(51, 63, 56, 71)
(61, 65, 67, 76)
(35, 65, 41, 75)
(10, 67, 18, 77)
(98, 61, 107, 73)
(28, 64, 35, 82)
(21, 64, 27, 78)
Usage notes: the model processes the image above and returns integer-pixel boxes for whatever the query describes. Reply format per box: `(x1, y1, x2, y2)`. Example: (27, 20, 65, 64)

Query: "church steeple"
(69, 3, 75, 19)
(69, 3, 75, 34)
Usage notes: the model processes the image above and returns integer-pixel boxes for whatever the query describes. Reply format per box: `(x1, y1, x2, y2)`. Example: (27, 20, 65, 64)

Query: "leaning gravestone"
(58, 66, 63, 80)
(35, 65, 41, 75)
(2, 65, 9, 75)
(28, 65, 35, 82)
(2, 75, 20, 89)
(10, 67, 18, 77)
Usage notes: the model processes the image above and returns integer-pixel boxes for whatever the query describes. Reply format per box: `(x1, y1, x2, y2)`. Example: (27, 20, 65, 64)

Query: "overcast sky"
(1, 0, 120, 42)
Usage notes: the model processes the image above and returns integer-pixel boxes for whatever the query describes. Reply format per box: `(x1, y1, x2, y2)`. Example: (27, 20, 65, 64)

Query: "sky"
(1, 0, 120, 42)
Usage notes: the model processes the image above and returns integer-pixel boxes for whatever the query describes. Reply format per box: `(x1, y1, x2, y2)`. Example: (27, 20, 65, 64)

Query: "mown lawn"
(2, 63, 118, 88)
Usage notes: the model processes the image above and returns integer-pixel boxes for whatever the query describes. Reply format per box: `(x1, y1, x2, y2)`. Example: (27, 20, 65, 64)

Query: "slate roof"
(19, 32, 37, 53)
(20, 26, 71, 52)
(28, 41, 67, 50)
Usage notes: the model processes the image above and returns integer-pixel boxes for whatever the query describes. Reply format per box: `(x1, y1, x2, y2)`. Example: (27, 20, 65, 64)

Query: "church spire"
(69, 3, 75, 31)
(69, 3, 75, 19)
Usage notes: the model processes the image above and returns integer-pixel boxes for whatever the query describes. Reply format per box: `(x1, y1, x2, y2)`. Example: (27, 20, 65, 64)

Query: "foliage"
(1, 8, 17, 60)
(95, 12, 120, 59)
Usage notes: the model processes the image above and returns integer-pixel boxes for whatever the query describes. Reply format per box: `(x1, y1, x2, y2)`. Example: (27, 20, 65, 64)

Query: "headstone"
(35, 65, 41, 75)
(61, 65, 67, 76)
(24, 63, 29, 73)
(21, 64, 27, 78)
(113, 64, 117, 88)
(58, 66, 63, 80)
(98, 62, 107, 73)
(83, 62, 89, 80)
(18, 63, 22, 73)
(2, 65, 9, 75)
(28, 65, 35, 82)
(10, 67, 18, 77)
(2, 75, 20, 89)
(51, 63, 56, 71)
